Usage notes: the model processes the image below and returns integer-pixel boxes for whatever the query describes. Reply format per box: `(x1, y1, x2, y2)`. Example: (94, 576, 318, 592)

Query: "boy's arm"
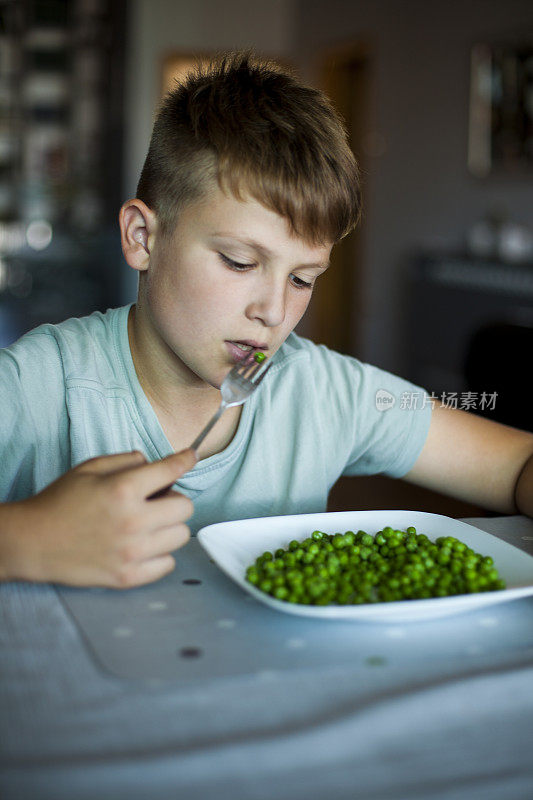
(402, 405, 533, 517)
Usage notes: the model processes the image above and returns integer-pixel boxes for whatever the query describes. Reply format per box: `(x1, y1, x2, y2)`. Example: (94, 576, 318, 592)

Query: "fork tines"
(234, 354, 264, 380)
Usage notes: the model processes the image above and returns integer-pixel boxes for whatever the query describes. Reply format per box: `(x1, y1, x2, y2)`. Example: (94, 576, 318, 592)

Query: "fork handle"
(190, 401, 227, 452)
(147, 402, 228, 500)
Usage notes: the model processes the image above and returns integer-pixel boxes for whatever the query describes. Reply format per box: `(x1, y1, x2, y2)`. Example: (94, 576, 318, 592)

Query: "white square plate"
(197, 510, 533, 622)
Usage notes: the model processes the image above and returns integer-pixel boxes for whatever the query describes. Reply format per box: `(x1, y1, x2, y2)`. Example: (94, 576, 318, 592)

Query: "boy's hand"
(3, 449, 197, 588)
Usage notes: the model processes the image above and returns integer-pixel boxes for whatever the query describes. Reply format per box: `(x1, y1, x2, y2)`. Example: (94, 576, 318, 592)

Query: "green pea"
(286, 569, 302, 583)
(246, 568, 260, 585)
(332, 534, 346, 549)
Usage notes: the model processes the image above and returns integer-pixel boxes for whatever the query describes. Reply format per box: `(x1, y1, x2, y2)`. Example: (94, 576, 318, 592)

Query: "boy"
(0, 52, 532, 589)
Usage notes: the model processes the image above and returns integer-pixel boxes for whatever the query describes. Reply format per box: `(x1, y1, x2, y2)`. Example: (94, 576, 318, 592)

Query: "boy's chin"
(201, 370, 225, 391)
(187, 360, 237, 392)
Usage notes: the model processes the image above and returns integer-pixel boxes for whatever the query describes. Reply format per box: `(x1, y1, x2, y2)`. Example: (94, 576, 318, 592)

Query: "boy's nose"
(245, 278, 287, 328)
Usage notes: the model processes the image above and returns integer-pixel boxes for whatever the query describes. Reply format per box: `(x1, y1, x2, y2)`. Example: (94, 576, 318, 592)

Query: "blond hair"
(137, 51, 361, 245)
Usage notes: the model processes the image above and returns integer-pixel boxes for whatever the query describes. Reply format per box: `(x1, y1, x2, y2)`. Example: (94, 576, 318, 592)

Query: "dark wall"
(294, 0, 533, 375)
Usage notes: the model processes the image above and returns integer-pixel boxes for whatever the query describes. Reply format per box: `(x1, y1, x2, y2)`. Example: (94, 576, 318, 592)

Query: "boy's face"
(138, 185, 332, 390)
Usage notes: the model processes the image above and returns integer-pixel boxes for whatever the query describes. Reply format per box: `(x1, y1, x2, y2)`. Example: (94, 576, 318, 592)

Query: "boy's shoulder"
(5, 305, 128, 348)
(28, 304, 128, 344)
(274, 332, 426, 403)
(271, 332, 374, 405)
(275, 331, 364, 375)
(277, 331, 333, 360)
(1, 305, 131, 385)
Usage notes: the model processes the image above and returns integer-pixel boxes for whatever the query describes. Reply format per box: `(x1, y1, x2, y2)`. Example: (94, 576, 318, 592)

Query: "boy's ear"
(119, 199, 157, 271)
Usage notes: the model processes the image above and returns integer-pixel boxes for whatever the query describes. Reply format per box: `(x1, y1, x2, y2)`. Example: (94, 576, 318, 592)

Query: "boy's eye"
(219, 252, 313, 290)
(219, 253, 255, 270)
(290, 274, 313, 290)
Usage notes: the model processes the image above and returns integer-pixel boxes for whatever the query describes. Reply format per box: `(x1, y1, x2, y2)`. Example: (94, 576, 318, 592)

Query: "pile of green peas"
(245, 526, 506, 605)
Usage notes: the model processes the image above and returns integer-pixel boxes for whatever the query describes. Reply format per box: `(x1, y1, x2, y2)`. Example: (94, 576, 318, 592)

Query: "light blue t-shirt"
(0, 305, 432, 534)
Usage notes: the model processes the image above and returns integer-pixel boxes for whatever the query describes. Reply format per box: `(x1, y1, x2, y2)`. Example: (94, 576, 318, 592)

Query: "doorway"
(307, 43, 373, 357)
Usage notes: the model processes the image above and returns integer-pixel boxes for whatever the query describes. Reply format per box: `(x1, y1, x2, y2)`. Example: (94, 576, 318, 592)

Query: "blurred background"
(1, 0, 532, 516)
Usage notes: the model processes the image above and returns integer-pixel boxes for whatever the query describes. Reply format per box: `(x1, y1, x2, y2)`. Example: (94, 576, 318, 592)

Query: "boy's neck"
(127, 304, 216, 407)
(127, 304, 241, 459)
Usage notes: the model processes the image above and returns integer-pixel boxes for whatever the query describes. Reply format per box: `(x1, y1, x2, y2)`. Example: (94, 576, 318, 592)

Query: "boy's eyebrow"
(212, 233, 330, 271)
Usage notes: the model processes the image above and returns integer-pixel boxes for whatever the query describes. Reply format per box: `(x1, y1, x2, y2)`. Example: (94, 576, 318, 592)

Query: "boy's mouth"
(227, 339, 268, 351)
(225, 339, 268, 362)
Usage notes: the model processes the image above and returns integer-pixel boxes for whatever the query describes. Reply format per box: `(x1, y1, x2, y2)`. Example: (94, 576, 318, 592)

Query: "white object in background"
(497, 223, 533, 263)
(467, 219, 497, 258)
(26, 219, 52, 251)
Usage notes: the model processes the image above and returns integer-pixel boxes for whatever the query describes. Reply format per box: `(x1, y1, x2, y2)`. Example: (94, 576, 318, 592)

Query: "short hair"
(136, 51, 362, 245)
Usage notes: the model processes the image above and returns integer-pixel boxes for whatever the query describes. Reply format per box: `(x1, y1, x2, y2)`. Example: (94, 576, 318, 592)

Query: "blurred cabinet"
(405, 253, 533, 432)
(0, 0, 126, 346)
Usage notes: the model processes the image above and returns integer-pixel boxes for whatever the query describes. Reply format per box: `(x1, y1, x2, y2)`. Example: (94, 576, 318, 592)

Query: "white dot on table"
(385, 627, 406, 639)
(479, 616, 499, 627)
(148, 601, 167, 611)
(113, 626, 133, 638)
(217, 618, 236, 629)
(521, 536, 533, 541)
(286, 637, 306, 649)
(256, 670, 278, 682)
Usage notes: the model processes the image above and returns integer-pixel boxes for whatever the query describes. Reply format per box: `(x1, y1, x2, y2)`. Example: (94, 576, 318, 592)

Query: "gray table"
(2, 515, 533, 800)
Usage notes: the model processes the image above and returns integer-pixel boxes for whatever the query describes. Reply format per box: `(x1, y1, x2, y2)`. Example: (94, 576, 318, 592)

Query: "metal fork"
(190, 355, 272, 453)
(148, 355, 272, 499)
